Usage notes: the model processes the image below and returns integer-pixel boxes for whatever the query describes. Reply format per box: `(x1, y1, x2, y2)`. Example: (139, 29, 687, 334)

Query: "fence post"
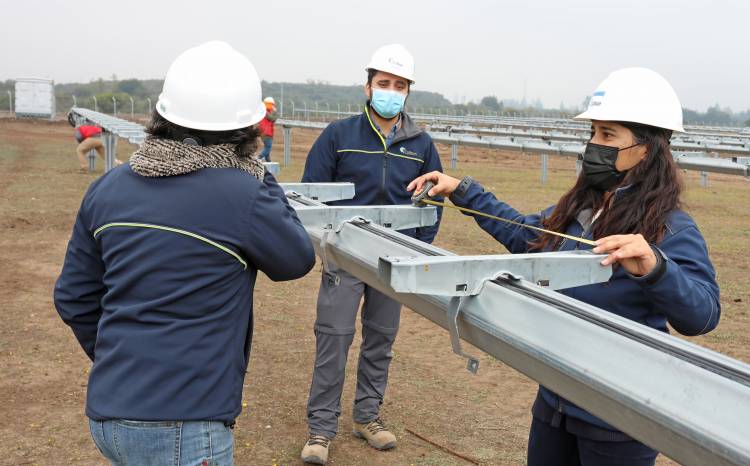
(283, 126, 292, 167)
(541, 153, 549, 185)
(88, 149, 96, 172)
(450, 143, 459, 169)
(103, 133, 117, 172)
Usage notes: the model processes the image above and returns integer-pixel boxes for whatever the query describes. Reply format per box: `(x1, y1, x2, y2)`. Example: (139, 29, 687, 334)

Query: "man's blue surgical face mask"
(370, 88, 406, 119)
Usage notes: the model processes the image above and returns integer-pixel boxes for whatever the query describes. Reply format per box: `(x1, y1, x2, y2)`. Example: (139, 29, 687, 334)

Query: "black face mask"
(581, 142, 640, 191)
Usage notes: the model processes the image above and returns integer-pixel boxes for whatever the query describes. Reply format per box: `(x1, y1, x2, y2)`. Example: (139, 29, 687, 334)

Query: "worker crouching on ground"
(299, 44, 444, 464)
(67, 113, 123, 173)
(54, 41, 315, 466)
(408, 67, 720, 466)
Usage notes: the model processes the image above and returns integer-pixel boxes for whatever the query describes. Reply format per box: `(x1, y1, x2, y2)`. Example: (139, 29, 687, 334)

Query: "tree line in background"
(0, 78, 748, 127)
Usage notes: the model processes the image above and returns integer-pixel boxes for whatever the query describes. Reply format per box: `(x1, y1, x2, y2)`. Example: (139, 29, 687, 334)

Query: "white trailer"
(14, 77, 56, 119)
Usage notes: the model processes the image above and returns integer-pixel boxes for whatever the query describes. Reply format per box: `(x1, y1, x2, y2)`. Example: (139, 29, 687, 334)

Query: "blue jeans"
(88, 418, 234, 466)
(260, 136, 273, 162)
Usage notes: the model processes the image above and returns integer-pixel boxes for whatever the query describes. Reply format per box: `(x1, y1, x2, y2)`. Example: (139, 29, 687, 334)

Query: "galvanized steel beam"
(289, 203, 438, 231)
(277, 119, 750, 177)
(378, 251, 612, 296)
(71, 108, 285, 177)
(287, 189, 750, 466)
(280, 182, 355, 202)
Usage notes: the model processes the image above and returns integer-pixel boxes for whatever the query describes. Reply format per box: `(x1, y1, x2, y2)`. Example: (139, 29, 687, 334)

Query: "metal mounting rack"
(280, 181, 750, 466)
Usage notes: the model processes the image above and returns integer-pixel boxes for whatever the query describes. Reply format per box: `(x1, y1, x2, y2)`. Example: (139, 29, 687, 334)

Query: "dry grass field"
(1, 118, 747, 465)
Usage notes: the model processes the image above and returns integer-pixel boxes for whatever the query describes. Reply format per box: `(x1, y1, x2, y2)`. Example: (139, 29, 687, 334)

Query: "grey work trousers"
(306, 265, 402, 439)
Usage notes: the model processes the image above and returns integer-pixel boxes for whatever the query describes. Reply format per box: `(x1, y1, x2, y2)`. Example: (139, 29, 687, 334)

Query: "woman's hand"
(593, 234, 657, 277)
(407, 171, 461, 197)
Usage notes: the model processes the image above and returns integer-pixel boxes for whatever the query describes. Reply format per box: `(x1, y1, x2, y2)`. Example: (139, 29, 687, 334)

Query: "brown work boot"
(301, 434, 331, 464)
(353, 418, 397, 450)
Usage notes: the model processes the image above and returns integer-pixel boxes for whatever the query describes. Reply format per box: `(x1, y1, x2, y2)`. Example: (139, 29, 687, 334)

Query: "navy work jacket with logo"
(302, 105, 443, 243)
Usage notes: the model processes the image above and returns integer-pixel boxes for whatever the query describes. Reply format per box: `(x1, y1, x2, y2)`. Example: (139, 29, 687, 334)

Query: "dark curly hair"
(530, 122, 682, 251)
(145, 110, 261, 158)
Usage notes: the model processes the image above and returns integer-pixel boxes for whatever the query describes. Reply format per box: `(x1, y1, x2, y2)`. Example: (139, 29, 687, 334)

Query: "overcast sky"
(2, 0, 748, 112)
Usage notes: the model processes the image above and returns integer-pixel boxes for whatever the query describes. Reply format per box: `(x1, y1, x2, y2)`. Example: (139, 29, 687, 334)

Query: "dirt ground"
(0, 118, 748, 466)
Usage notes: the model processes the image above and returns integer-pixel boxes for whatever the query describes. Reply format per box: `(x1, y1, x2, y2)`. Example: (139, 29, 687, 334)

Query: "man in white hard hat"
(259, 96, 278, 161)
(300, 43, 443, 464)
(54, 41, 315, 465)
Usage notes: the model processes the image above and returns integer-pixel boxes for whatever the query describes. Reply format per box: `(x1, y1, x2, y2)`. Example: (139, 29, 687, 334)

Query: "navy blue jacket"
(302, 106, 443, 243)
(450, 180, 721, 432)
(54, 164, 315, 423)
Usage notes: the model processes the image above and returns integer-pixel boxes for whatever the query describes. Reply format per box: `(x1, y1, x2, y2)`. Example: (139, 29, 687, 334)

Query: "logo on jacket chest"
(399, 146, 419, 157)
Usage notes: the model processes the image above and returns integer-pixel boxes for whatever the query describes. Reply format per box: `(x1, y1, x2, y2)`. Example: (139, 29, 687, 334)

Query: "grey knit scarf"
(130, 138, 265, 180)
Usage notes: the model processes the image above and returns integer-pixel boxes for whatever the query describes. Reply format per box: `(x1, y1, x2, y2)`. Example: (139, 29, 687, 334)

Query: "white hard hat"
(263, 97, 275, 105)
(156, 41, 266, 131)
(574, 67, 684, 133)
(366, 43, 415, 84)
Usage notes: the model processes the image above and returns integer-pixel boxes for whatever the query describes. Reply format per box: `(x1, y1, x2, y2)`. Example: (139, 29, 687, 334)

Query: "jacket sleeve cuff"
(629, 245, 668, 286)
(450, 176, 475, 201)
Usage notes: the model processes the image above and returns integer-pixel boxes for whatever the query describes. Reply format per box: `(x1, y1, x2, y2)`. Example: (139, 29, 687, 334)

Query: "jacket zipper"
(380, 152, 388, 204)
(365, 105, 391, 205)
(577, 222, 595, 250)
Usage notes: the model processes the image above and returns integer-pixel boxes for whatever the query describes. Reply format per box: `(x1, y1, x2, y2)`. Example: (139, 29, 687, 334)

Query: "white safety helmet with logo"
(366, 43, 416, 84)
(156, 41, 266, 131)
(263, 97, 275, 105)
(574, 67, 684, 133)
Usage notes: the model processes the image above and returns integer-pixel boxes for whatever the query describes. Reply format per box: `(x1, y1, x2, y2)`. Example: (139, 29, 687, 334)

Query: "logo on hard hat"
(388, 57, 404, 67)
(589, 90, 606, 108)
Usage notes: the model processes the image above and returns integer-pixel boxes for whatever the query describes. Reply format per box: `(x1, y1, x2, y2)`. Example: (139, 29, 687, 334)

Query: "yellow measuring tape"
(418, 198, 597, 247)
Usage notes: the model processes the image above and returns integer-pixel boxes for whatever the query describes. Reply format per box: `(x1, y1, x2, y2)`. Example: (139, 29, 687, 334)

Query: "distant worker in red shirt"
(68, 112, 123, 173)
(258, 97, 278, 161)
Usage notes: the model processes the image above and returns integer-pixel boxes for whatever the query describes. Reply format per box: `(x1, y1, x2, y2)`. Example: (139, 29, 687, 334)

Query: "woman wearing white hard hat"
(408, 68, 720, 466)
(55, 41, 315, 465)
